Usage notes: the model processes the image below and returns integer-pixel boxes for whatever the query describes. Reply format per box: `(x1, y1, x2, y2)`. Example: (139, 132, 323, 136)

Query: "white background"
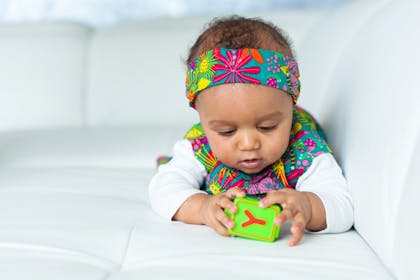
(0, 0, 346, 26)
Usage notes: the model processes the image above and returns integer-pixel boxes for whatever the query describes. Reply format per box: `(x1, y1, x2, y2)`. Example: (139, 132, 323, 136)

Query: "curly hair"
(187, 15, 295, 64)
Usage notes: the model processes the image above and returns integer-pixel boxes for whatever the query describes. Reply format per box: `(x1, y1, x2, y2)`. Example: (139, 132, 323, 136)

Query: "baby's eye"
(258, 125, 277, 132)
(218, 130, 235, 137)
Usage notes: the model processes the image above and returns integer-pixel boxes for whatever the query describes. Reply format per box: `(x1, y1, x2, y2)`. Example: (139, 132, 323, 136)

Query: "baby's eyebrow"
(257, 111, 283, 121)
(208, 120, 234, 126)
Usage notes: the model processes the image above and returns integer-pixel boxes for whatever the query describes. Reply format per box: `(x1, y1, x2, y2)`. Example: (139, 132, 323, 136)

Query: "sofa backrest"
(296, 0, 393, 114)
(298, 0, 419, 278)
(85, 18, 205, 127)
(0, 23, 91, 131)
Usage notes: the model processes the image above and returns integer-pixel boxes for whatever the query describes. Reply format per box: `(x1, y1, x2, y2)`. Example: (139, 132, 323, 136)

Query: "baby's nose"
(237, 132, 260, 151)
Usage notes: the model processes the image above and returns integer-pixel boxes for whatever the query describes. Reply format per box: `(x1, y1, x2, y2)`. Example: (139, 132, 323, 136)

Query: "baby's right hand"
(199, 188, 246, 236)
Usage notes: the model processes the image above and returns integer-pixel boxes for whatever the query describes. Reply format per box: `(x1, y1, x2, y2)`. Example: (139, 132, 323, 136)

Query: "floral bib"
(184, 106, 332, 196)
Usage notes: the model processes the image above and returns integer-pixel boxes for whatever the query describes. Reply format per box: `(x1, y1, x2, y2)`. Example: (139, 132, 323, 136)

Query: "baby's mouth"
(238, 158, 262, 170)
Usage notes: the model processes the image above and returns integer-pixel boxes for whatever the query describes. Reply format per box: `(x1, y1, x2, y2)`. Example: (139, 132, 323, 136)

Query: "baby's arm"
(149, 140, 245, 235)
(149, 140, 207, 219)
(259, 153, 354, 246)
(295, 153, 354, 233)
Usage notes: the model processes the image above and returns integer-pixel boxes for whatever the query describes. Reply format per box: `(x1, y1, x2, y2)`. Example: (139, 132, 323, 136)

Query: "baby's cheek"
(268, 141, 288, 160)
(213, 145, 234, 164)
(207, 137, 226, 157)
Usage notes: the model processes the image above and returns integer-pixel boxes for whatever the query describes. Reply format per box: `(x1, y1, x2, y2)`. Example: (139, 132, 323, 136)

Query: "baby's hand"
(199, 188, 246, 236)
(259, 189, 313, 246)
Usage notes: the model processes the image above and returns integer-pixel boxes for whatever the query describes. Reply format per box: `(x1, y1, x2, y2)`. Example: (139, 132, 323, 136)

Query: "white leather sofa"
(0, 0, 418, 279)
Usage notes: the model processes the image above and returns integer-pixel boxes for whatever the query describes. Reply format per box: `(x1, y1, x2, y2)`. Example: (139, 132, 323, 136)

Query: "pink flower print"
(157, 156, 171, 165)
(190, 138, 207, 151)
(190, 139, 201, 151)
(304, 138, 316, 152)
(189, 60, 196, 70)
(301, 159, 310, 167)
(289, 74, 299, 96)
(247, 176, 277, 195)
(266, 54, 281, 73)
(213, 49, 261, 84)
(284, 57, 299, 78)
(266, 77, 278, 88)
(284, 56, 300, 97)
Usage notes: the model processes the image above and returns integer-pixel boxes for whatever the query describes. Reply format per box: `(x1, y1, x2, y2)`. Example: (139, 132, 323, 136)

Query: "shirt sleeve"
(148, 139, 208, 220)
(295, 153, 354, 233)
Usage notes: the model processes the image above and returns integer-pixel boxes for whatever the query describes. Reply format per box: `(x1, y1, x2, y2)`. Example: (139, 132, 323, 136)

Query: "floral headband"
(186, 48, 301, 108)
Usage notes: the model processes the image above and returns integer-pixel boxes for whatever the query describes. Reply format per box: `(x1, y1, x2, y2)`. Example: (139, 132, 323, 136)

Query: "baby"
(149, 16, 354, 246)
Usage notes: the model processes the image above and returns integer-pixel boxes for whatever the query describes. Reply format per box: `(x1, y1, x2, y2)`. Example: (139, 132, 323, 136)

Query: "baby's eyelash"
(218, 130, 235, 136)
(258, 125, 277, 131)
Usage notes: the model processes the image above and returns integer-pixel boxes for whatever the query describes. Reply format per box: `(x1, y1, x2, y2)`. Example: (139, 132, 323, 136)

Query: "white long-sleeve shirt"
(149, 139, 354, 233)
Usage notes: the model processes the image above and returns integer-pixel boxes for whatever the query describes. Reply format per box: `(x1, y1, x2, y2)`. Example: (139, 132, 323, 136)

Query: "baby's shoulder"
(287, 107, 332, 159)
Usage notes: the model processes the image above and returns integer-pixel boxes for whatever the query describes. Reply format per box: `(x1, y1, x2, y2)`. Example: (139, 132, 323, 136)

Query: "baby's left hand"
(259, 189, 314, 246)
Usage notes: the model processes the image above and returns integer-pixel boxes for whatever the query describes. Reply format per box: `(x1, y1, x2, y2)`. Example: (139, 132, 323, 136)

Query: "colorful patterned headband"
(186, 48, 300, 107)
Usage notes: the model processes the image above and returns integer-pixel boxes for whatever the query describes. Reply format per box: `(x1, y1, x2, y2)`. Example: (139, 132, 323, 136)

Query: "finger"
(225, 187, 246, 200)
(211, 218, 231, 237)
(275, 207, 294, 226)
(259, 190, 286, 208)
(204, 202, 231, 237)
(217, 195, 237, 214)
(288, 227, 304, 246)
(291, 212, 307, 233)
(214, 207, 235, 229)
(288, 213, 306, 246)
(280, 203, 297, 215)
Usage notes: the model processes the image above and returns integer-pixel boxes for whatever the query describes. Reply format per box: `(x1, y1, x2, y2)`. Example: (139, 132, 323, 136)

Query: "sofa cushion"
(109, 220, 392, 279)
(0, 166, 152, 264)
(0, 247, 111, 280)
(0, 165, 159, 280)
(0, 164, 392, 280)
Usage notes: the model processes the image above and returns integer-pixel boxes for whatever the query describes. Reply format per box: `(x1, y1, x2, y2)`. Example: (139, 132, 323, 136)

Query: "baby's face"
(195, 84, 293, 174)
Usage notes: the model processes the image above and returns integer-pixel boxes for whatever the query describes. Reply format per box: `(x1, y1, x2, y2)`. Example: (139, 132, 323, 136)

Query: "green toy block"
(225, 197, 281, 242)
